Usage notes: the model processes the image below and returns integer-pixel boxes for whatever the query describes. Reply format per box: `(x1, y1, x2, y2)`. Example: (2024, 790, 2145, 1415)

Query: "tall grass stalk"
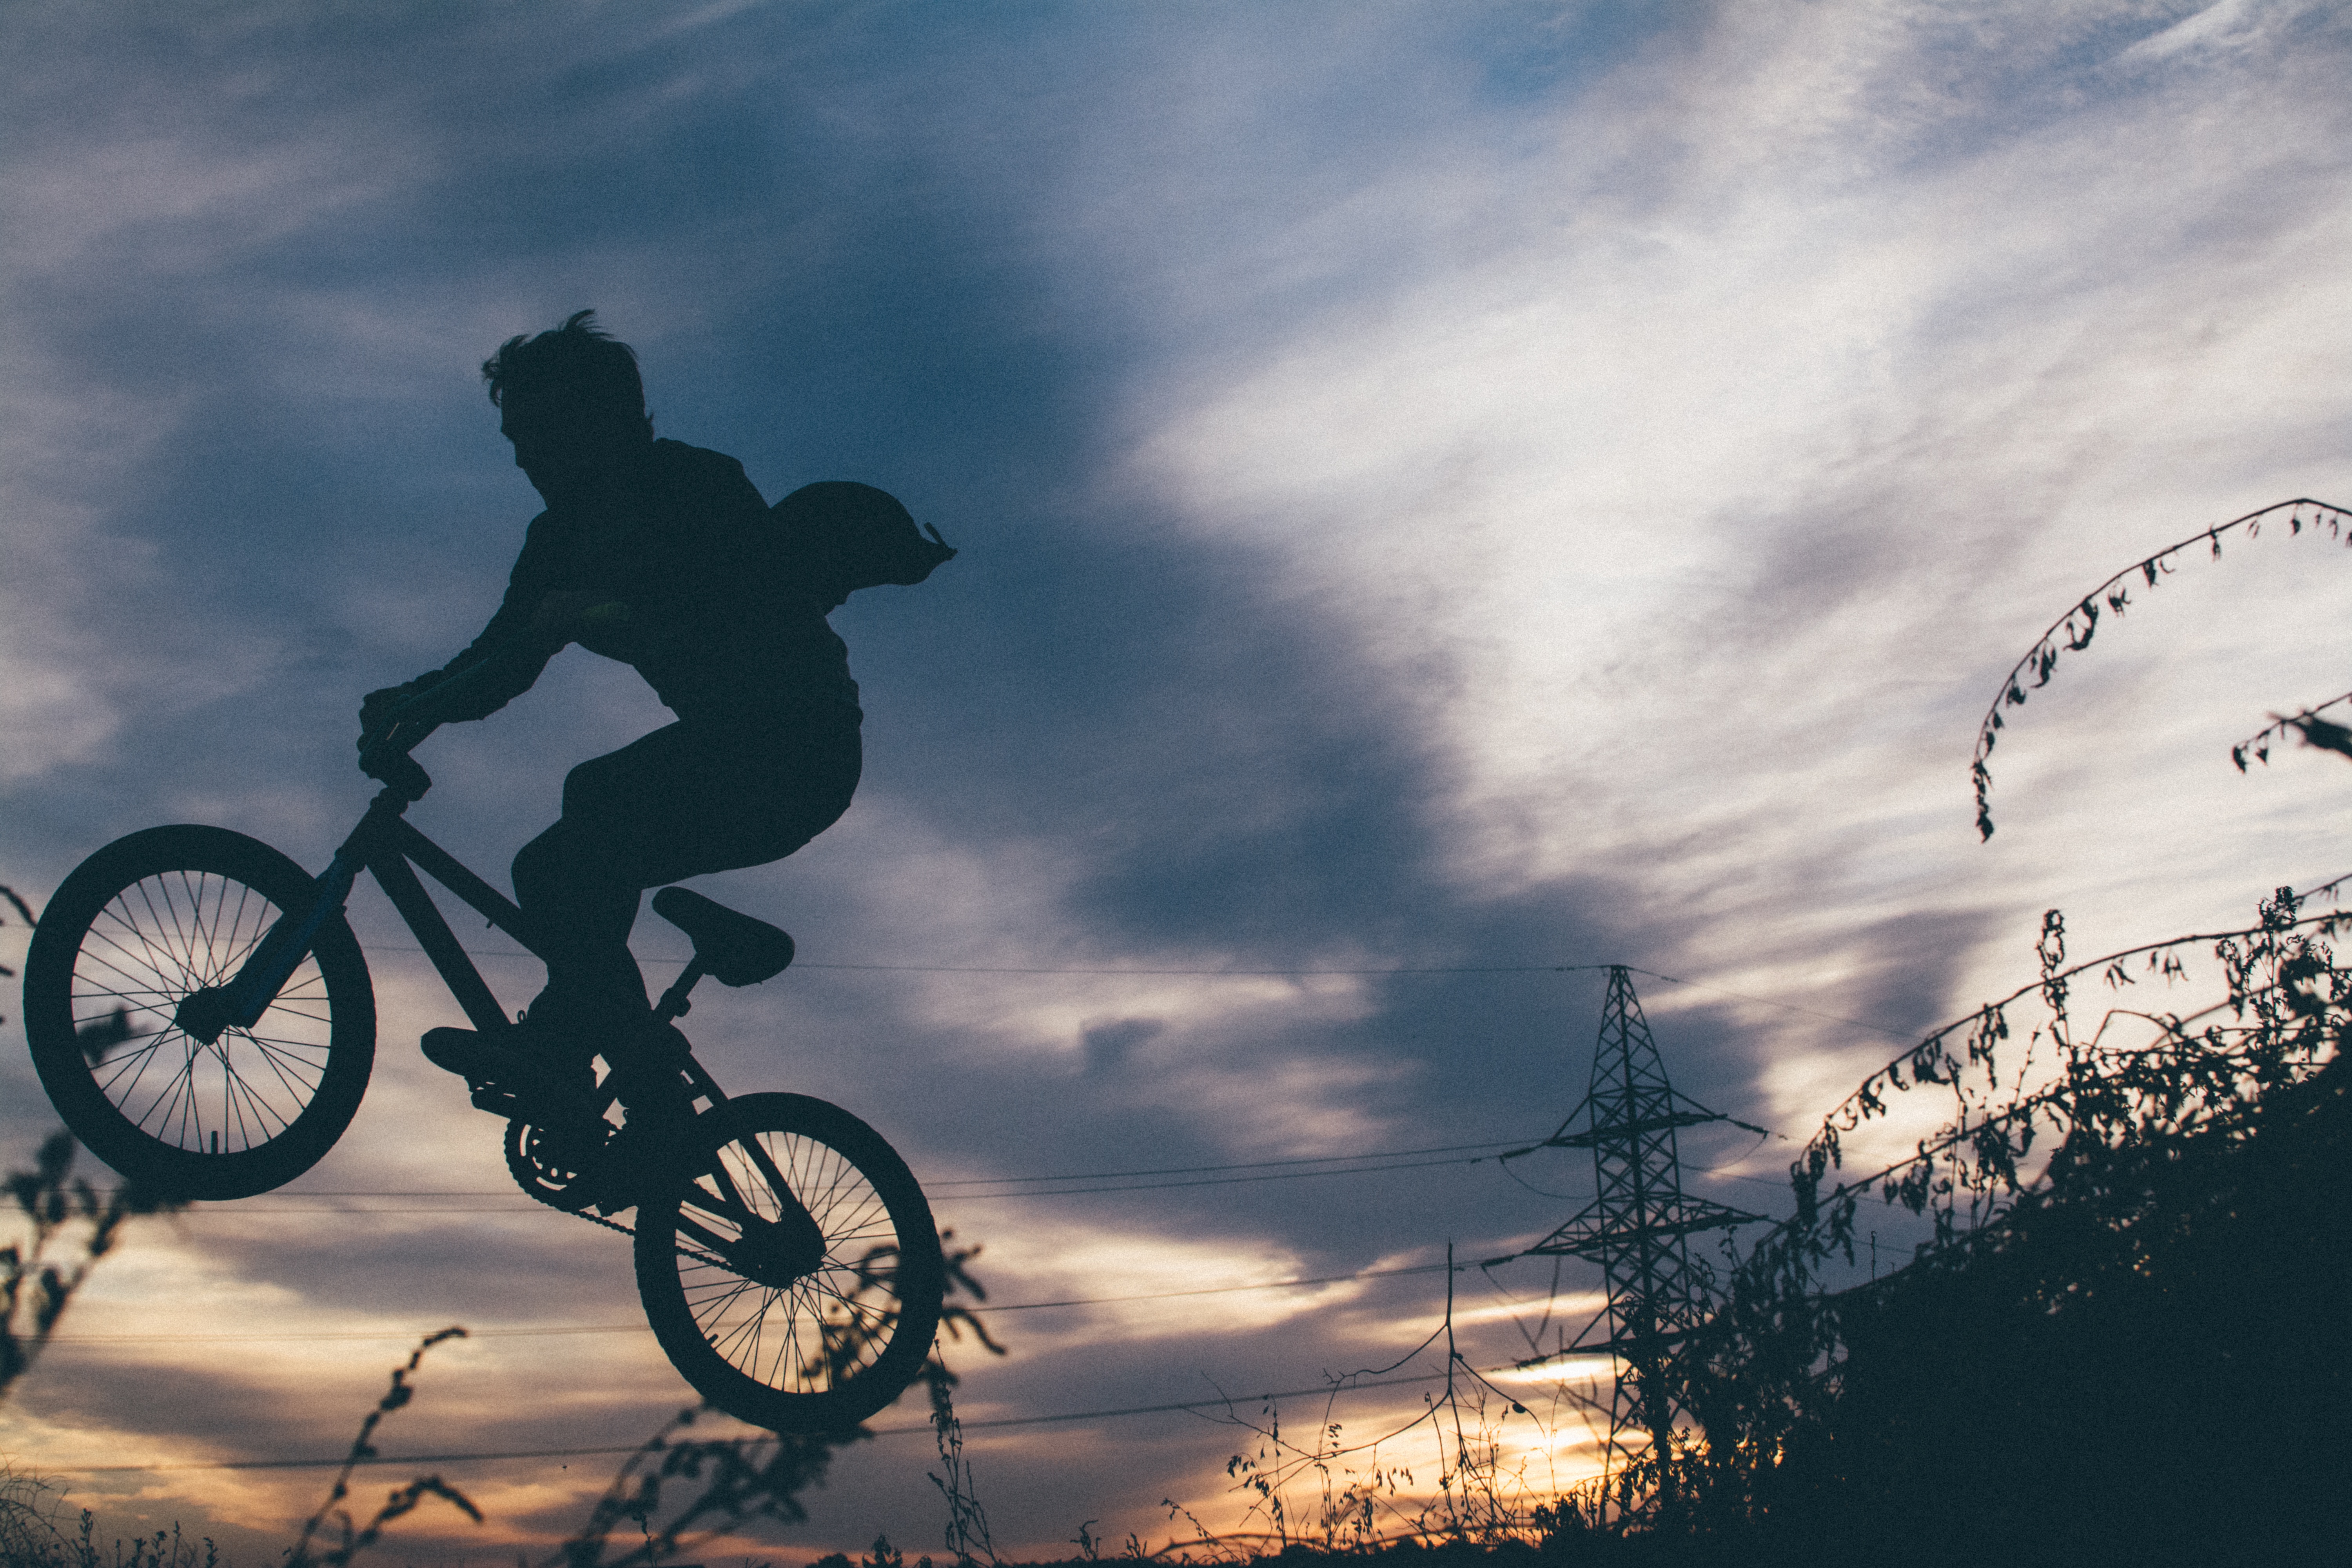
(0, 886, 186, 1403)
(285, 1328, 481, 1568)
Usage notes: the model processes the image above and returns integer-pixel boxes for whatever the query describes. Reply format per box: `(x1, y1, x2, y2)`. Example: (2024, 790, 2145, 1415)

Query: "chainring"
(504, 1116, 612, 1212)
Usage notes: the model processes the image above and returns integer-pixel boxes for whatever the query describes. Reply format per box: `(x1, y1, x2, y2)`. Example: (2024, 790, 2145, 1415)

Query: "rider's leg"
(509, 717, 861, 1049)
(426, 719, 859, 1118)
(511, 818, 650, 1038)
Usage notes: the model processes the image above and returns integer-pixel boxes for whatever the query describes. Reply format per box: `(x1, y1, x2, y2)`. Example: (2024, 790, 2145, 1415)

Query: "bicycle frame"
(45, 702, 947, 1423)
(197, 763, 724, 1114)
(363, 802, 541, 1036)
(201, 659, 540, 1027)
(185, 764, 513, 1028)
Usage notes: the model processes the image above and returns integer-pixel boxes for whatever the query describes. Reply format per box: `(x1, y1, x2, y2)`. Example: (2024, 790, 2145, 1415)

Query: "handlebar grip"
(359, 745, 433, 800)
(354, 646, 525, 796)
(358, 712, 438, 799)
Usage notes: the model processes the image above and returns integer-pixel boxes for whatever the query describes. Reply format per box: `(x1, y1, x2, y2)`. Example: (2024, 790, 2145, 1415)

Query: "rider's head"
(482, 310, 654, 504)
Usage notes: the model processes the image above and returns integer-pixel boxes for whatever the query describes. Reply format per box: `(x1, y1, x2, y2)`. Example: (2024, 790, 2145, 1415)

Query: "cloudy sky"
(4, 0, 2349, 1560)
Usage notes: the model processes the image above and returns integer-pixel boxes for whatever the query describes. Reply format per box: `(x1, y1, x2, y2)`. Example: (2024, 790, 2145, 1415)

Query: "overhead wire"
(50, 1356, 1612, 1474)
(115, 1160, 1486, 1210)
(358, 942, 1615, 978)
(109, 1136, 1788, 1209)
(90, 1107, 1795, 1214)
(927, 1139, 1522, 1186)
(45, 1260, 1466, 1345)
(352, 941, 1924, 1040)
(100, 1138, 1549, 1210)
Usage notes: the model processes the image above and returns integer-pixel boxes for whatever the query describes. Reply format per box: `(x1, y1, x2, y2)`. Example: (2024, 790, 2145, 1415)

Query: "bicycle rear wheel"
(634, 1091, 944, 1432)
(22, 825, 377, 1200)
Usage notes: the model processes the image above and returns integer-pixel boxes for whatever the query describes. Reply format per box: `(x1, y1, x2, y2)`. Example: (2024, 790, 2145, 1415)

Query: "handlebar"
(357, 686, 450, 782)
(358, 726, 438, 797)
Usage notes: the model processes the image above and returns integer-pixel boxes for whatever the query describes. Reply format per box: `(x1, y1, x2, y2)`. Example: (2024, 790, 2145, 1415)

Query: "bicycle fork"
(175, 842, 368, 1044)
(183, 764, 513, 1044)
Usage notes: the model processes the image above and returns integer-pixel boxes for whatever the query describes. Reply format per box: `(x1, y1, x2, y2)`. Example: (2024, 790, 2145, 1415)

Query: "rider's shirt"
(424, 440, 861, 730)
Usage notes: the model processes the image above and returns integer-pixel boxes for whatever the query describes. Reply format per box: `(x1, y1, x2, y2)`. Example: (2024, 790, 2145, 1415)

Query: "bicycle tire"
(22, 825, 377, 1200)
(634, 1091, 944, 1432)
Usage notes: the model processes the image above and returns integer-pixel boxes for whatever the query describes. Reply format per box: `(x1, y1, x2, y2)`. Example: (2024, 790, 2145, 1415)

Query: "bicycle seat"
(651, 887, 794, 987)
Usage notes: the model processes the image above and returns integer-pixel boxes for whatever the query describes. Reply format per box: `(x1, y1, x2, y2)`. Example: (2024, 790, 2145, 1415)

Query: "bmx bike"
(18, 694, 943, 1432)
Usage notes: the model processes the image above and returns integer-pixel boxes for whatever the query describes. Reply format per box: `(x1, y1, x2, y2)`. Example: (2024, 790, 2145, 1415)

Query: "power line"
(361, 943, 1612, 978)
(138, 1156, 1487, 1210)
(49, 1359, 1599, 1474)
(47, 1323, 648, 1345)
(804, 964, 1605, 977)
(96, 1129, 1792, 1210)
(113, 1140, 1544, 1210)
(1630, 968, 1915, 1042)
(135, 1139, 1521, 1196)
(154, 1145, 1780, 1210)
(46, 1262, 1468, 1346)
(976, 1260, 1454, 1312)
(929, 1139, 1523, 1186)
(357, 941, 1918, 1039)
(938, 1152, 1501, 1198)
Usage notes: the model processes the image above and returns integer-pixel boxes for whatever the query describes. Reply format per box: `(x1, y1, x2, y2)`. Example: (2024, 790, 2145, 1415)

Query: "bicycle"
(19, 679, 944, 1432)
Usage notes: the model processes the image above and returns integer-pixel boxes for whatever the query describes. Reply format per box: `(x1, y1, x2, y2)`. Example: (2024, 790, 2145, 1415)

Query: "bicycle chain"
(506, 1058, 708, 1240)
(505, 1118, 636, 1233)
(510, 1159, 633, 1236)
(575, 1205, 634, 1238)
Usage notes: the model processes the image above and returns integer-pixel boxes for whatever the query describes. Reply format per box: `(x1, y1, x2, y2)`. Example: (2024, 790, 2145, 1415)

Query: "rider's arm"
(361, 515, 567, 734)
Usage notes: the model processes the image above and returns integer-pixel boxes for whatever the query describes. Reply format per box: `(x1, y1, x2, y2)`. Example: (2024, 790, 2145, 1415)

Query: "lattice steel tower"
(1523, 966, 1762, 1496)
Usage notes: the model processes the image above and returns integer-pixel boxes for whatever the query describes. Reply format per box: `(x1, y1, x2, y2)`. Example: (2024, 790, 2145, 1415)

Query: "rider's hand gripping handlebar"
(358, 693, 444, 799)
(354, 651, 520, 798)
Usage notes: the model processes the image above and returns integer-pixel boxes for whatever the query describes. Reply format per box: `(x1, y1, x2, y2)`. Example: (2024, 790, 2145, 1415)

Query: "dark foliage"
(0, 1130, 186, 1402)
(1790, 1051, 2352, 1565)
(1635, 886, 2352, 1564)
(0, 885, 188, 1405)
(540, 1400, 857, 1568)
(285, 1328, 482, 1568)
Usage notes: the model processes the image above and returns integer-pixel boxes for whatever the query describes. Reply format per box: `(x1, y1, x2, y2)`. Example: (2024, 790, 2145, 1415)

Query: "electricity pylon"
(1519, 966, 1763, 1500)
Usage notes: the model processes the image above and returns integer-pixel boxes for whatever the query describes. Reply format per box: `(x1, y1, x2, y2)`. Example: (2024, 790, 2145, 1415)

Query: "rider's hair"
(481, 310, 653, 438)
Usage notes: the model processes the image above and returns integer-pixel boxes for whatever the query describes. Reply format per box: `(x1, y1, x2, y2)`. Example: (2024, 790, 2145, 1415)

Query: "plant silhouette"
(1628, 886, 2352, 1562)
(0, 884, 185, 1403)
(1968, 497, 2352, 837)
(285, 1329, 481, 1568)
(257, 1230, 1003, 1568)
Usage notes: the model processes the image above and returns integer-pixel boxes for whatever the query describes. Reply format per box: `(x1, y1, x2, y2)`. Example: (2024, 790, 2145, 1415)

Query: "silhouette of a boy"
(360, 311, 862, 1107)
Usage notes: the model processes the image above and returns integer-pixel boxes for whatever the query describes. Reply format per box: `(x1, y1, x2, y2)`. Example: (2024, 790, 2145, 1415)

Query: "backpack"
(769, 481, 956, 611)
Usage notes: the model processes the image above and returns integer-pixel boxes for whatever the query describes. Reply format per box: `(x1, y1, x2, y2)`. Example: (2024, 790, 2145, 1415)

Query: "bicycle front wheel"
(635, 1092, 944, 1432)
(22, 825, 377, 1200)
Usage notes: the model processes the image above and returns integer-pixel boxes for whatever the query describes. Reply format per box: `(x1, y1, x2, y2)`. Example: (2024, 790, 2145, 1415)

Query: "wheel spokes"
(672, 1129, 909, 1396)
(70, 872, 334, 1156)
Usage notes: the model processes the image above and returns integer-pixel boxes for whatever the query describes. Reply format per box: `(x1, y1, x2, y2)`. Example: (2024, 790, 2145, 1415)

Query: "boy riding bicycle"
(25, 311, 954, 1420)
(361, 311, 924, 1115)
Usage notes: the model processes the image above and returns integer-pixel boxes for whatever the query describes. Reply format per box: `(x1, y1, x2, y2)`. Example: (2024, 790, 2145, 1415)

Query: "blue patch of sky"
(1449, 0, 1686, 109)
(1858, 2, 2289, 181)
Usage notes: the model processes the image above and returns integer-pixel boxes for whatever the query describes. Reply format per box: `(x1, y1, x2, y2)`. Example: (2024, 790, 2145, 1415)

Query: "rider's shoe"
(419, 1025, 497, 1083)
(420, 1024, 597, 1123)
